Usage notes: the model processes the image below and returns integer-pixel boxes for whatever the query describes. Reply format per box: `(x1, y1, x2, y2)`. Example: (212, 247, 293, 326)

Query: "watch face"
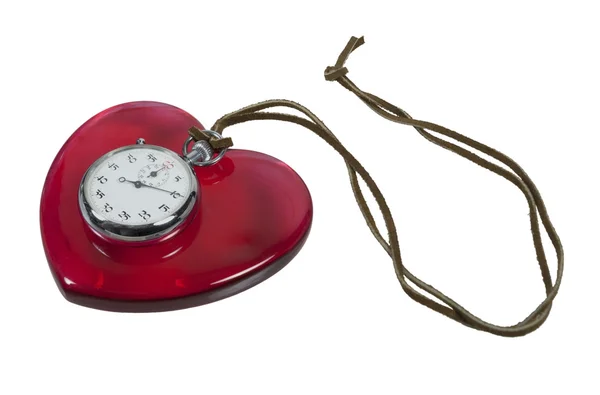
(79, 144, 198, 241)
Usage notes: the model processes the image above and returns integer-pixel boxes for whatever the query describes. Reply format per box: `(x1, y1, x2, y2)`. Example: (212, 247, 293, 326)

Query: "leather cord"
(206, 37, 563, 336)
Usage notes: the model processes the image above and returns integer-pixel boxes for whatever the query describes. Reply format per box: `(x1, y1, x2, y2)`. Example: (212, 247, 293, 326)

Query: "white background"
(1, 1, 598, 394)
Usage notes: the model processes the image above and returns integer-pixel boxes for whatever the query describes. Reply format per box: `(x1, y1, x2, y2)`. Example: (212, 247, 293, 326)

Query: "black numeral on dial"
(175, 175, 182, 182)
(138, 210, 151, 221)
(127, 153, 137, 163)
(119, 211, 131, 220)
(108, 162, 119, 171)
(97, 175, 108, 184)
(159, 204, 170, 212)
(147, 154, 157, 162)
(96, 189, 105, 198)
(170, 191, 182, 199)
(104, 203, 113, 212)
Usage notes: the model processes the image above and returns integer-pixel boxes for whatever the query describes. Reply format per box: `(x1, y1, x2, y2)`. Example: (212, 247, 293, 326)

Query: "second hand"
(118, 177, 182, 197)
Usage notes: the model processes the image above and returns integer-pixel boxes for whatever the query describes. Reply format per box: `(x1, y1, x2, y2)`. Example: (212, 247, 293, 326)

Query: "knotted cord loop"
(209, 37, 563, 337)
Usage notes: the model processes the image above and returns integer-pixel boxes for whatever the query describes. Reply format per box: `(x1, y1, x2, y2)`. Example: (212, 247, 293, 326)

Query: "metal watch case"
(78, 144, 199, 242)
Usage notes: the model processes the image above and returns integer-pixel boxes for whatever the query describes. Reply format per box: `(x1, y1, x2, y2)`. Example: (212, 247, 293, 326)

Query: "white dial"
(80, 144, 198, 240)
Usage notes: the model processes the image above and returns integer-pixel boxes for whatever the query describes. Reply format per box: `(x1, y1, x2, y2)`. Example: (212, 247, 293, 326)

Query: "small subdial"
(138, 163, 170, 187)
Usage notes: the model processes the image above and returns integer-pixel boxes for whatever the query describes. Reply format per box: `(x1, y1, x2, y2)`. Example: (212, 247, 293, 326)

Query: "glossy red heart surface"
(40, 101, 312, 312)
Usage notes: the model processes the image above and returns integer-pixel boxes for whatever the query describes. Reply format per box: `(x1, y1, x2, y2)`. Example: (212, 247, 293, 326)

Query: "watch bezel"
(78, 144, 199, 242)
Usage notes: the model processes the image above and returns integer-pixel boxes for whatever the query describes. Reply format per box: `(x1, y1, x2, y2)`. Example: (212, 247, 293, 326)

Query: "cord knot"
(324, 36, 365, 82)
(324, 65, 349, 81)
(188, 126, 233, 149)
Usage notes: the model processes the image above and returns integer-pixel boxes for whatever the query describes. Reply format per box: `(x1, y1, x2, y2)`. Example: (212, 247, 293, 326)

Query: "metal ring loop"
(182, 130, 228, 167)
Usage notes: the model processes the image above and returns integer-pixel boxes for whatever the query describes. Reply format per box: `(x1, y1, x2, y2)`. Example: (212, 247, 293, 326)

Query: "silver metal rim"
(79, 144, 199, 242)
(182, 130, 228, 167)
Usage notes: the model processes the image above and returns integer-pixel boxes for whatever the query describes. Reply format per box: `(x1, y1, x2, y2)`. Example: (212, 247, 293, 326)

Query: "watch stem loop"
(182, 130, 229, 167)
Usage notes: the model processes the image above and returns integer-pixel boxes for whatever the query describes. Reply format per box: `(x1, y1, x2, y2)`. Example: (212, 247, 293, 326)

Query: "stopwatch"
(81, 143, 193, 242)
(79, 132, 226, 242)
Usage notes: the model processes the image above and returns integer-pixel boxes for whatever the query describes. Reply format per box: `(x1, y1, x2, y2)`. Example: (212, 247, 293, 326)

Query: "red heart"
(40, 101, 312, 312)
